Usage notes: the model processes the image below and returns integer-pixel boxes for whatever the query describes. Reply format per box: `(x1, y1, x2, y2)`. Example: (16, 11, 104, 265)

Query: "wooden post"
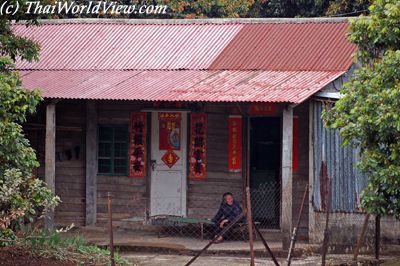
(281, 105, 293, 250)
(246, 187, 255, 266)
(353, 214, 370, 261)
(375, 215, 380, 260)
(185, 213, 245, 266)
(86, 100, 98, 225)
(287, 185, 308, 266)
(45, 103, 56, 230)
(321, 178, 331, 266)
(253, 221, 280, 266)
(108, 193, 115, 266)
(308, 101, 315, 245)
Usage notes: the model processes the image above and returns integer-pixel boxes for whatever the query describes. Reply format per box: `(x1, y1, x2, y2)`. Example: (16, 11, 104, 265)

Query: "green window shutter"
(98, 125, 128, 175)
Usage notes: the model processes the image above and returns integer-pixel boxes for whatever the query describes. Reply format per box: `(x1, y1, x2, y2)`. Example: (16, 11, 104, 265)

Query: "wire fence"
(251, 181, 280, 230)
(140, 182, 281, 242)
(104, 180, 399, 265)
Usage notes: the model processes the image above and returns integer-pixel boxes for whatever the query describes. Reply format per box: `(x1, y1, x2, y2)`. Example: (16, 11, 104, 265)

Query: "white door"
(150, 112, 187, 217)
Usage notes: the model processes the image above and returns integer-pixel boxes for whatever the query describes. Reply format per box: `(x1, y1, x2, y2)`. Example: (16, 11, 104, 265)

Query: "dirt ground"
(122, 253, 400, 266)
(0, 246, 74, 266)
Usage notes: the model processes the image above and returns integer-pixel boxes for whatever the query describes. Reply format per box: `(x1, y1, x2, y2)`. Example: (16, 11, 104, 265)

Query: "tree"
(323, 0, 400, 218)
(0, 1, 59, 240)
(325, 0, 371, 16)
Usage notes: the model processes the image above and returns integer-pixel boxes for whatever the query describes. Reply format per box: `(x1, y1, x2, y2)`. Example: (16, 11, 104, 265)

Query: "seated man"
(211, 192, 244, 243)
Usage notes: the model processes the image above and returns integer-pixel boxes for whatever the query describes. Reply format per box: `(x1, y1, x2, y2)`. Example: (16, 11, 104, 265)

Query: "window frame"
(97, 124, 129, 176)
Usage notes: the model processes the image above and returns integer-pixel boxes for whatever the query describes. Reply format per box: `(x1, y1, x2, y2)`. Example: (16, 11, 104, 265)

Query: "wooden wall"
(25, 99, 309, 234)
(188, 103, 243, 219)
(96, 101, 147, 225)
(25, 100, 86, 227)
(95, 101, 244, 223)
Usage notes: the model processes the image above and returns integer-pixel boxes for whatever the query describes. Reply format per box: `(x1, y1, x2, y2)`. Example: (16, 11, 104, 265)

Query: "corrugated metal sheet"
(14, 23, 242, 70)
(20, 70, 344, 103)
(210, 23, 356, 71)
(14, 21, 356, 71)
(312, 101, 367, 212)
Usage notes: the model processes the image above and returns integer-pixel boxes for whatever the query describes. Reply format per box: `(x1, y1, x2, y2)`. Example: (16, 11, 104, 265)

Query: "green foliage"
(0, 228, 17, 247)
(1, 2, 59, 236)
(26, 231, 131, 265)
(169, 0, 255, 18)
(1, 230, 131, 265)
(0, 0, 51, 63)
(325, 0, 371, 16)
(324, 0, 400, 218)
(8, 0, 371, 19)
(0, 59, 60, 233)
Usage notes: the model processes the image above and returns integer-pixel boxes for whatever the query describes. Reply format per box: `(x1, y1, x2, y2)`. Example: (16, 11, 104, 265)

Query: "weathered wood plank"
(86, 100, 97, 225)
(45, 103, 56, 230)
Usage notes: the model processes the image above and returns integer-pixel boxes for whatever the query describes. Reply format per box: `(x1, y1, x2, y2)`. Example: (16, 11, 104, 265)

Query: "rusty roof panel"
(209, 23, 356, 71)
(20, 70, 344, 103)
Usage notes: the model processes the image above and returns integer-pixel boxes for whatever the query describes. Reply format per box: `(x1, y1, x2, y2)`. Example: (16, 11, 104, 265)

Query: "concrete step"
(258, 229, 283, 242)
(114, 217, 158, 232)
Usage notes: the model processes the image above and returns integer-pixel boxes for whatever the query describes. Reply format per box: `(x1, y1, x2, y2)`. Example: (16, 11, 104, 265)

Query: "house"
(16, 18, 399, 248)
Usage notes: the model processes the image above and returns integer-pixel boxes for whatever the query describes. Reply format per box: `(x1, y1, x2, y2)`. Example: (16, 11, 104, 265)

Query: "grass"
(4, 230, 133, 266)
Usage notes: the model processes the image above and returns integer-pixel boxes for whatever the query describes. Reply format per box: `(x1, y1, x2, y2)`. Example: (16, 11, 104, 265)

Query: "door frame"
(248, 115, 282, 229)
(148, 110, 189, 217)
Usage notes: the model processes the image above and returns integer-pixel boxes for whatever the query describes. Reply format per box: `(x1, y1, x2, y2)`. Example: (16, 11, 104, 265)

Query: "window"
(98, 125, 128, 175)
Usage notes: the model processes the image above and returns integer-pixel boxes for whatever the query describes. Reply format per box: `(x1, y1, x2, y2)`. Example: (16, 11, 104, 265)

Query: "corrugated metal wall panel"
(312, 101, 367, 212)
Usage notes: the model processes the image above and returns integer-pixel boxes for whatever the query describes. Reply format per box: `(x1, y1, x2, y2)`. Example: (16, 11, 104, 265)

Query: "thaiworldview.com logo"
(0, 1, 169, 16)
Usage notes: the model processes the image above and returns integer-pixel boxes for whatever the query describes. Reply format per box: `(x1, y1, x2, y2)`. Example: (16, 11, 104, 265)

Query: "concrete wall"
(309, 212, 400, 251)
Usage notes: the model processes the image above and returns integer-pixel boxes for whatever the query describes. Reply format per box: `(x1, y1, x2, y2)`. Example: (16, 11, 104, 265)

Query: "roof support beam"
(86, 100, 98, 225)
(281, 105, 293, 250)
(45, 103, 56, 230)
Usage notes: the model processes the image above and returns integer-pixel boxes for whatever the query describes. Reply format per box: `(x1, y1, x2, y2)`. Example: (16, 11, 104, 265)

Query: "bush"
(0, 58, 60, 239)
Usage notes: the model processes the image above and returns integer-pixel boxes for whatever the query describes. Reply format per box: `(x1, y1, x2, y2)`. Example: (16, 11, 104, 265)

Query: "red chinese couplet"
(129, 112, 147, 178)
(189, 113, 207, 180)
(158, 112, 181, 150)
(292, 116, 299, 171)
(248, 103, 277, 116)
(228, 116, 242, 172)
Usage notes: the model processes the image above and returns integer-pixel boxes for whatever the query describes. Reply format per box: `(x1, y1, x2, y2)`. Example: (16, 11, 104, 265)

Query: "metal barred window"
(98, 125, 129, 175)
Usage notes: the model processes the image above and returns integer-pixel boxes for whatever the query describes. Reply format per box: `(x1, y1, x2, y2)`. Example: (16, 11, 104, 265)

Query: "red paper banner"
(292, 116, 299, 171)
(129, 112, 147, 178)
(248, 103, 277, 116)
(162, 150, 180, 168)
(228, 116, 242, 172)
(189, 113, 207, 180)
(158, 112, 181, 150)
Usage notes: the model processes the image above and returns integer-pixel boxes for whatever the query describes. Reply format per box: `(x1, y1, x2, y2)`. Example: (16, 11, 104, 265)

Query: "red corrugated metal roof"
(15, 19, 355, 103)
(14, 19, 356, 71)
(20, 70, 344, 103)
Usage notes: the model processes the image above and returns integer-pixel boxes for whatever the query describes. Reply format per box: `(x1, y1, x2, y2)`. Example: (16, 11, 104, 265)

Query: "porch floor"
(67, 226, 312, 257)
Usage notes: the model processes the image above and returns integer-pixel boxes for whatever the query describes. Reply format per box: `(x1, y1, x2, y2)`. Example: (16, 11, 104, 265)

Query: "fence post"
(375, 215, 380, 260)
(287, 185, 308, 266)
(108, 192, 115, 266)
(246, 187, 255, 266)
(185, 213, 244, 266)
(321, 178, 331, 266)
(353, 214, 370, 261)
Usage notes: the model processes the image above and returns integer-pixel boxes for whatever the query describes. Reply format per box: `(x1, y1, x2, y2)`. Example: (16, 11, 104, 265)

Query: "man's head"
(223, 192, 234, 205)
